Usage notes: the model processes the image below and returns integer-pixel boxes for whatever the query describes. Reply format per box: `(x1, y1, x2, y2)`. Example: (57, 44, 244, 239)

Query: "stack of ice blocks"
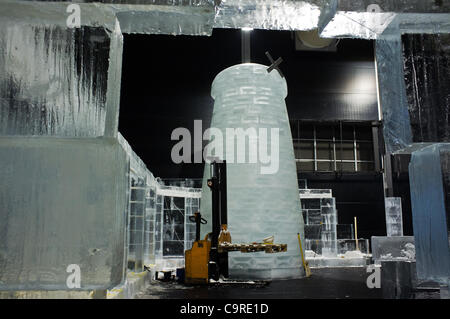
(300, 188, 370, 260)
(300, 189, 338, 257)
(200, 63, 305, 280)
(152, 184, 202, 272)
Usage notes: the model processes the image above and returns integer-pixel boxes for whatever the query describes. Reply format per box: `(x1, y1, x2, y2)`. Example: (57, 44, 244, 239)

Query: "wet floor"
(136, 267, 384, 299)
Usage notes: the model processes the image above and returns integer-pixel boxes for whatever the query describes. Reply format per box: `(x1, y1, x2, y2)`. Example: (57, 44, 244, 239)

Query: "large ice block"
(152, 184, 202, 272)
(409, 143, 450, 284)
(143, 183, 157, 265)
(371, 236, 415, 264)
(375, 35, 413, 153)
(128, 176, 146, 272)
(200, 63, 305, 280)
(0, 19, 123, 137)
(0, 136, 128, 290)
(403, 34, 450, 144)
(319, 0, 450, 39)
(300, 189, 338, 257)
(375, 31, 450, 154)
(214, 0, 321, 31)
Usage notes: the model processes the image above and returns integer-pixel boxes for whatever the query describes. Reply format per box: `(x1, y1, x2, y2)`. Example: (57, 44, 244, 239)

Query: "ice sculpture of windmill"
(200, 57, 306, 280)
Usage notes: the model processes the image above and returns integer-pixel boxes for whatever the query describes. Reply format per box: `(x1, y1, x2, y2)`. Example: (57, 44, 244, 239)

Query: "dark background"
(119, 29, 395, 239)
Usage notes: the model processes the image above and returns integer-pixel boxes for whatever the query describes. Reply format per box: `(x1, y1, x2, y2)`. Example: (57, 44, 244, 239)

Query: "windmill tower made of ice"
(199, 37, 305, 280)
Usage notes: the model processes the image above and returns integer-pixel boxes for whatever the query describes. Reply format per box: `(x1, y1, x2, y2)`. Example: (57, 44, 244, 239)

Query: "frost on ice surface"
(200, 63, 305, 280)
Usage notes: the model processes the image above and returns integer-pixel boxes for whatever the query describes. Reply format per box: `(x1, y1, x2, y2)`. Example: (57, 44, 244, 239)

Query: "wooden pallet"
(218, 243, 287, 254)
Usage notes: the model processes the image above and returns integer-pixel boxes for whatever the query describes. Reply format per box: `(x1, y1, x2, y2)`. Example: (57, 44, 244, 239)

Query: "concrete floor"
(136, 267, 383, 299)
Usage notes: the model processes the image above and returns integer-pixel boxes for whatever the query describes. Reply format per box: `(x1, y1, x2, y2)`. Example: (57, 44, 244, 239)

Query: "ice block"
(0, 20, 123, 137)
(129, 177, 146, 272)
(385, 197, 403, 236)
(151, 184, 202, 271)
(403, 34, 450, 145)
(0, 136, 128, 290)
(409, 143, 450, 284)
(371, 236, 415, 264)
(375, 35, 413, 153)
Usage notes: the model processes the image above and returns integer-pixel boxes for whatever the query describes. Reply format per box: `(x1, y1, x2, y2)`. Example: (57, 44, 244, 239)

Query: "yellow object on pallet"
(185, 240, 211, 284)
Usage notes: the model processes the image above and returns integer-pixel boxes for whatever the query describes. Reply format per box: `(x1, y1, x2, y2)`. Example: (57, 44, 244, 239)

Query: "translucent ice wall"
(200, 63, 305, 280)
(375, 33, 450, 153)
(371, 236, 415, 264)
(375, 35, 413, 153)
(409, 143, 450, 284)
(118, 133, 160, 271)
(403, 34, 450, 144)
(0, 137, 128, 290)
(300, 190, 338, 257)
(0, 5, 127, 291)
(318, 0, 450, 40)
(0, 20, 123, 137)
(2, 0, 449, 38)
(154, 185, 201, 258)
(385, 197, 403, 236)
(152, 185, 201, 272)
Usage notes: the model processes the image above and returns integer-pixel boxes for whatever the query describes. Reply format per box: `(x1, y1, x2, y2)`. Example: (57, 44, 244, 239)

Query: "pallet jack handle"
(297, 233, 311, 277)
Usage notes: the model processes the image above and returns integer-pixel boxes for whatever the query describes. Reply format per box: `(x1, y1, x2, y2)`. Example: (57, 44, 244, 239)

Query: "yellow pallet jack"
(184, 160, 288, 285)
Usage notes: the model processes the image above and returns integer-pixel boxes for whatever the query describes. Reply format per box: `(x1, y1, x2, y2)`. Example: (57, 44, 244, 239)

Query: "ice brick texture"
(200, 63, 305, 280)
(403, 34, 450, 144)
(385, 197, 403, 236)
(0, 23, 122, 137)
(0, 137, 128, 290)
(409, 144, 450, 284)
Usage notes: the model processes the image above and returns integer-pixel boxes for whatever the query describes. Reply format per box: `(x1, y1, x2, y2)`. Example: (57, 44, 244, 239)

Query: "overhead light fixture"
(295, 29, 337, 52)
(241, 27, 253, 32)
